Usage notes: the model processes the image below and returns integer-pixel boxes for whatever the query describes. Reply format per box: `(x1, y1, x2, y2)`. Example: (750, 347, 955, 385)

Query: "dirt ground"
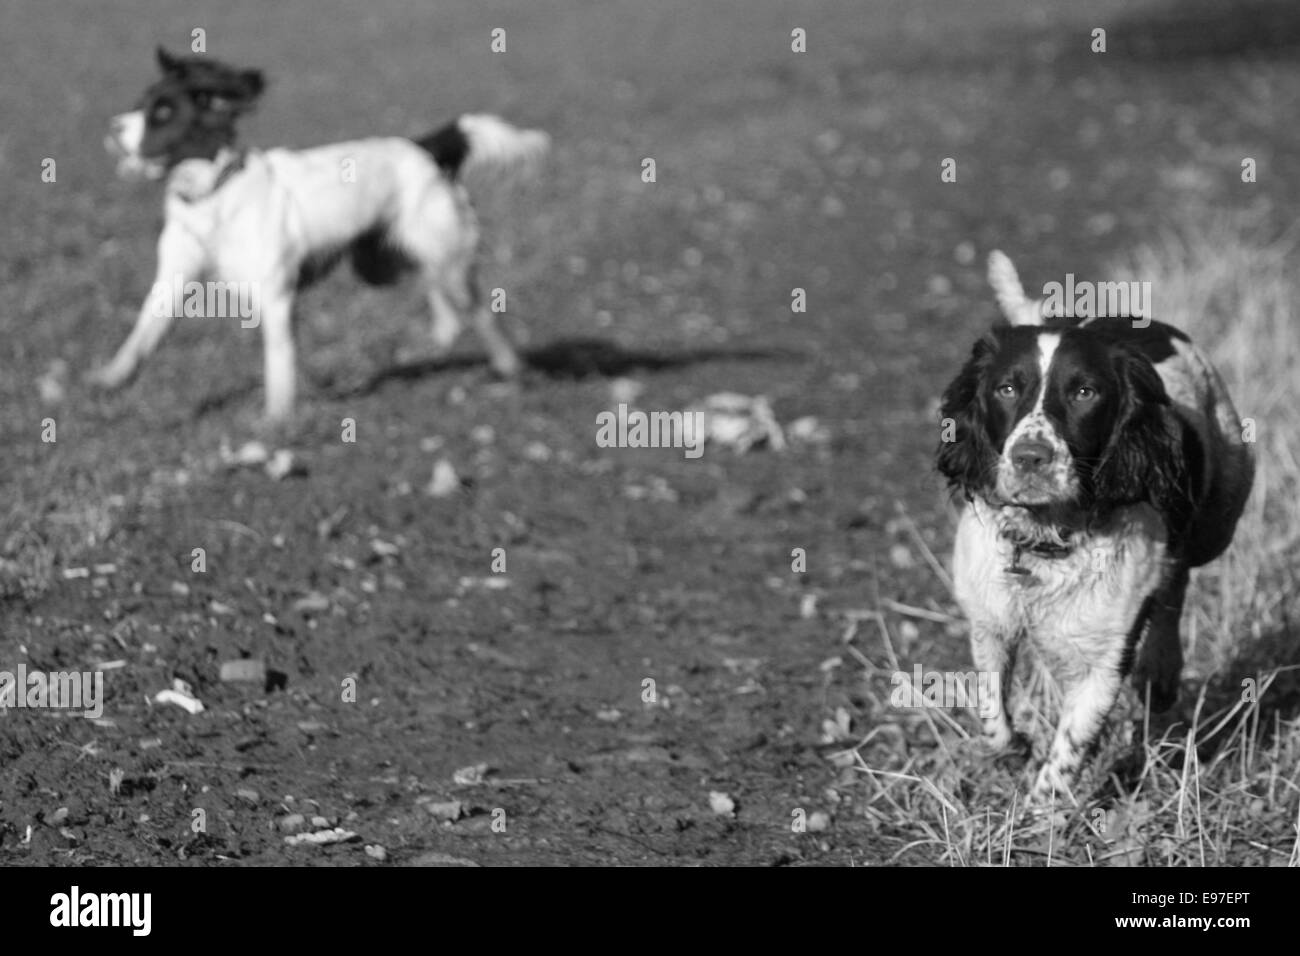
(2, 0, 1298, 865)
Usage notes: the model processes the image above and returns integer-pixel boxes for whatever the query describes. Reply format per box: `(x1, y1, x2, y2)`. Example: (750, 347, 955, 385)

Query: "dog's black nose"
(1011, 439, 1053, 472)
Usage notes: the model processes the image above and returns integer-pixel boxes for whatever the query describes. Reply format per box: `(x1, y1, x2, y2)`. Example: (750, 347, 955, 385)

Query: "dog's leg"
(471, 297, 522, 378)
(89, 225, 205, 389)
(1029, 658, 1124, 807)
(970, 622, 1019, 751)
(1132, 565, 1189, 713)
(259, 291, 297, 422)
(440, 268, 521, 377)
(427, 286, 464, 355)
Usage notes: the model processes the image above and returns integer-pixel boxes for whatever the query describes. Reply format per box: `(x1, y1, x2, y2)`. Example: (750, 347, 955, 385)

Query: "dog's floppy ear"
(157, 46, 184, 75)
(237, 68, 265, 102)
(204, 68, 265, 115)
(1092, 345, 1191, 525)
(936, 332, 1000, 499)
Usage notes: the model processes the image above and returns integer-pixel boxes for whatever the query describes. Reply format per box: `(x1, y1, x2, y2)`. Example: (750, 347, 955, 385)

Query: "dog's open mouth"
(104, 134, 166, 181)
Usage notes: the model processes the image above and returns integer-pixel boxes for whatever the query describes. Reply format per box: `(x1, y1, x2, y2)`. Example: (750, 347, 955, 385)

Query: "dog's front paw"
(488, 350, 523, 379)
(1025, 763, 1079, 813)
(86, 362, 133, 391)
(972, 729, 1032, 770)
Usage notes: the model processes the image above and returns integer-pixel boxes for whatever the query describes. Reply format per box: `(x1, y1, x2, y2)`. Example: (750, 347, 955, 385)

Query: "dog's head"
(105, 47, 264, 180)
(936, 323, 1188, 519)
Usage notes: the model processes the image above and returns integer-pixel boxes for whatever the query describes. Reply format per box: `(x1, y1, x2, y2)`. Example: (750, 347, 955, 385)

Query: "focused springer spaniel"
(936, 252, 1254, 806)
(95, 48, 549, 421)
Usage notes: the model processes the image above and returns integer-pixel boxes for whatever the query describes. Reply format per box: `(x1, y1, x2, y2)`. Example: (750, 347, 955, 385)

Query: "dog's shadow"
(1190, 623, 1300, 757)
(337, 336, 799, 396)
(1095, 620, 1300, 802)
(1079, 0, 1300, 60)
(192, 336, 800, 417)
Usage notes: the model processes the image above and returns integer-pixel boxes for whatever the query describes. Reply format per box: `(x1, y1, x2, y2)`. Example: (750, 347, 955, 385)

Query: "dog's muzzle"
(997, 439, 1074, 504)
(105, 112, 165, 181)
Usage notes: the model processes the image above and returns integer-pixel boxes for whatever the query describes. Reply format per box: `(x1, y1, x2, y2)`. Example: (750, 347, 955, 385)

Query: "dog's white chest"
(952, 500, 1168, 660)
(160, 158, 294, 284)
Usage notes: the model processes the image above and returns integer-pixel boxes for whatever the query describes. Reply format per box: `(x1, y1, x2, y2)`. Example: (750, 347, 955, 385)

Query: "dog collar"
(210, 148, 247, 194)
(1002, 532, 1074, 575)
(173, 148, 246, 203)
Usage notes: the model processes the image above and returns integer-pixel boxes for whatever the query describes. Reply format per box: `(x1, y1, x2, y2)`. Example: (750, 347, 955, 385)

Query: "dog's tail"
(416, 114, 550, 181)
(988, 250, 1044, 327)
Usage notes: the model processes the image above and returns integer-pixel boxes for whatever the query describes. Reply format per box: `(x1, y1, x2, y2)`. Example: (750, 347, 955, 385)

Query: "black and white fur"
(936, 251, 1254, 806)
(95, 48, 549, 421)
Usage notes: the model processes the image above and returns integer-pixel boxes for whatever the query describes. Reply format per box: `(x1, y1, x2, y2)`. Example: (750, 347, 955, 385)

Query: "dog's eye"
(995, 383, 1017, 399)
(150, 100, 174, 124)
(1073, 386, 1097, 402)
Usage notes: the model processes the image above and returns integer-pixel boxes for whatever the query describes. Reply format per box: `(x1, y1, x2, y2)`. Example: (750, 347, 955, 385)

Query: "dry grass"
(847, 217, 1300, 866)
(1116, 215, 1300, 669)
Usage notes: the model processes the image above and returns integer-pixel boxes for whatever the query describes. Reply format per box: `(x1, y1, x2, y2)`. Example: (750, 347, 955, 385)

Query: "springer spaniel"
(936, 252, 1254, 806)
(95, 48, 549, 421)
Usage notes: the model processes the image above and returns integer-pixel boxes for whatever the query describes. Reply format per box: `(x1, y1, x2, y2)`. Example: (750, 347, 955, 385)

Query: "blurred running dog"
(96, 48, 549, 421)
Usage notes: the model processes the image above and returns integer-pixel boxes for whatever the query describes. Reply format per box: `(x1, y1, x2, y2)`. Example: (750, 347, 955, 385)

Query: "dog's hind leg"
(403, 178, 521, 376)
(428, 265, 521, 377)
(90, 225, 205, 389)
(426, 283, 464, 356)
(470, 294, 522, 378)
(1131, 564, 1189, 713)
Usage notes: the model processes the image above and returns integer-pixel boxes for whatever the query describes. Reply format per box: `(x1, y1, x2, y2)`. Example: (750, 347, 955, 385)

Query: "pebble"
(219, 659, 266, 683)
(427, 459, 460, 498)
(407, 852, 480, 867)
(708, 791, 736, 817)
(231, 441, 268, 467)
(292, 591, 330, 614)
(283, 828, 358, 847)
(424, 800, 464, 822)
